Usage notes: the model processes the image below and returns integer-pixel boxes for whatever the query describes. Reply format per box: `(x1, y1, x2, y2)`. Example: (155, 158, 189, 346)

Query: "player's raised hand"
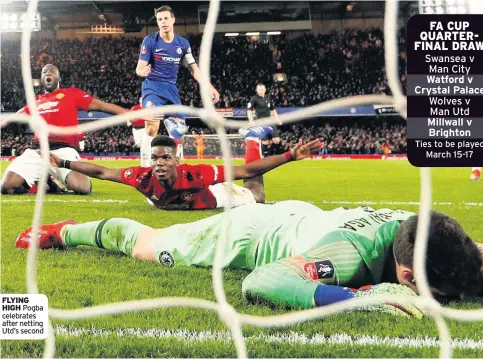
(291, 139, 322, 160)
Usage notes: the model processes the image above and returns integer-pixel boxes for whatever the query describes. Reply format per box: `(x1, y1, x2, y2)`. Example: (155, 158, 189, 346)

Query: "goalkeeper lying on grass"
(17, 201, 483, 318)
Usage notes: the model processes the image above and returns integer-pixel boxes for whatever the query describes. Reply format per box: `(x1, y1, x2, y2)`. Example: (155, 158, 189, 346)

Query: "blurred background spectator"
(1, 121, 407, 156)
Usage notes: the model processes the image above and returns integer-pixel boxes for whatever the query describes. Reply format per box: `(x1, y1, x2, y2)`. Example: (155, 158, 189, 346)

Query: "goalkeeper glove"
(352, 283, 425, 319)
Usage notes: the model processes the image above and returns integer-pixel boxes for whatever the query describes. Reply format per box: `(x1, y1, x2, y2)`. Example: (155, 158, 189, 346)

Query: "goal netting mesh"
(3, 0, 483, 358)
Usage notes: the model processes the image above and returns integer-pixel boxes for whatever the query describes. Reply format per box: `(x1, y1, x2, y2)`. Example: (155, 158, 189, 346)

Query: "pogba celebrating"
(45, 135, 322, 210)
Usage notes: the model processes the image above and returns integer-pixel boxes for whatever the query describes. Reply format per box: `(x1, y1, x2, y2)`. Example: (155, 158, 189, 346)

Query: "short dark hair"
(256, 83, 265, 87)
(155, 5, 174, 17)
(394, 211, 483, 296)
(151, 135, 177, 149)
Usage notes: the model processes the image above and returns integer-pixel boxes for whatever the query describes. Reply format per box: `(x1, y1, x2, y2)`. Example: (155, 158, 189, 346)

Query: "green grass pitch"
(1, 159, 483, 358)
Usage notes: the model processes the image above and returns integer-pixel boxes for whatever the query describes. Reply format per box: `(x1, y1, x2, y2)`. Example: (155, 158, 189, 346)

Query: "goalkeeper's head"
(393, 210, 483, 300)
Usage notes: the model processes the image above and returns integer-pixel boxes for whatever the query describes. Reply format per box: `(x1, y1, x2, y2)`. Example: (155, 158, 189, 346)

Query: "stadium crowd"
(0, 27, 407, 111)
(1, 27, 407, 156)
(1, 122, 407, 156)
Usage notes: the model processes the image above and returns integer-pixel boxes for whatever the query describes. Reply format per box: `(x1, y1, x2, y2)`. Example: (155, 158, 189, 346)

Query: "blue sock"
(314, 285, 356, 307)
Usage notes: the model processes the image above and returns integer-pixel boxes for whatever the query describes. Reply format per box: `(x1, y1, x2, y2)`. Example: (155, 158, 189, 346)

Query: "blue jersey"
(139, 32, 195, 85)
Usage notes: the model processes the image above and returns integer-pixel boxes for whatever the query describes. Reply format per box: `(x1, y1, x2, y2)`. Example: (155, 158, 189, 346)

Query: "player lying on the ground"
(45, 135, 322, 210)
(17, 200, 483, 317)
(1, 64, 129, 195)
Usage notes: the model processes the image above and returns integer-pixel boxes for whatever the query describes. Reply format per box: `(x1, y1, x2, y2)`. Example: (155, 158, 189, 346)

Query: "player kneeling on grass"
(45, 135, 322, 210)
(17, 201, 483, 317)
(0, 64, 129, 195)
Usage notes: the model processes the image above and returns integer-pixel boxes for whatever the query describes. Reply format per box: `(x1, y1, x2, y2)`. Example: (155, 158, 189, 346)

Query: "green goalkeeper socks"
(62, 218, 152, 256)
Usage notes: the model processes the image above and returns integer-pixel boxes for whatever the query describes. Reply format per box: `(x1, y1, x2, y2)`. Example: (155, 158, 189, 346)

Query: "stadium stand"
(1, 122, 407, 156)
(1, 27, 408, 157)
(0, 28, 407, 111)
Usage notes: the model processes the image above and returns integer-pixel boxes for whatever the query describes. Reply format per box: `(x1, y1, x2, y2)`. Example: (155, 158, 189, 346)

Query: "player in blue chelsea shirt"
(135, 5, 220, 167)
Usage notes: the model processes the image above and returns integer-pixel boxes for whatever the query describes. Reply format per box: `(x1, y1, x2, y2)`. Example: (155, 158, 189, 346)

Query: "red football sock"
(28, 184, 38, 194)
(245, 139, 261, 163)
(473, 169, 481, 177)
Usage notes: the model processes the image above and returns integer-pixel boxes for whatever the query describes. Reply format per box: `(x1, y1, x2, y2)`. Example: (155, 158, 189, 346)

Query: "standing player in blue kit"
(136, 5, 220, 167)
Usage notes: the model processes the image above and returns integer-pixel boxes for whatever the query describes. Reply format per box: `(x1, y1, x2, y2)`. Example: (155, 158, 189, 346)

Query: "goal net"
(2, 0, 483, 358)
(182, 134, 245, 158)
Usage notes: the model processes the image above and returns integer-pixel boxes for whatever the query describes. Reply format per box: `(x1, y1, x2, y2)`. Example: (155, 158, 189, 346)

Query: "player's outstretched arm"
(242, 259, 324, 309)
(87, 98, 129, 116)
(232, 139, 321, 180)
(242, 257, 424, 318)
(1, 108, 26, 128)
(48, 152, 124, 183)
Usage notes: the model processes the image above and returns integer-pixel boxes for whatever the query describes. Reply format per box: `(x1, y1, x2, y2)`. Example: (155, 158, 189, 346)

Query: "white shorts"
(132, 127, 144, 147)
(209, 182, 256, 209)
(2, 148, 81, 188)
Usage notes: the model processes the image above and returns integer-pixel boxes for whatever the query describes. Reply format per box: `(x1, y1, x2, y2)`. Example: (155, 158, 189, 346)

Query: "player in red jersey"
(46, 135, 322, 210)
(0, 64, 129, 195)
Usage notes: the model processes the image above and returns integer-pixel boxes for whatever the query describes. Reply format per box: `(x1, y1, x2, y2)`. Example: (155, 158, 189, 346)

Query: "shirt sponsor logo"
(158, 56, 181, 62)
(37, 101, 59, 110)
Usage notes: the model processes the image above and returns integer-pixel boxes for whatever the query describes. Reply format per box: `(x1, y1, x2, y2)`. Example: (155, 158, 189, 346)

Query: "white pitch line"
(53, 325, 483, 350)
(2, 198, 483, 207)
(319, 200, 483, 207)
(1, 198, 129, 204)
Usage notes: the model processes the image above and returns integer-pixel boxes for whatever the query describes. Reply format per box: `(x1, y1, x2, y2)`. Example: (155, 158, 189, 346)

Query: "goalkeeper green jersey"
(152, 200, 416, 308)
